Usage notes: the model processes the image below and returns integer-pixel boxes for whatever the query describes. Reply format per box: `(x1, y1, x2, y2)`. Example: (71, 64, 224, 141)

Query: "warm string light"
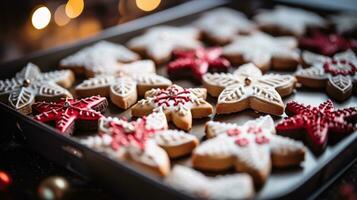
(65, 0, 84, 19)
(55, 4, 70, 26)
(136, 0, 161, 12)
(31, 6, 51, 29)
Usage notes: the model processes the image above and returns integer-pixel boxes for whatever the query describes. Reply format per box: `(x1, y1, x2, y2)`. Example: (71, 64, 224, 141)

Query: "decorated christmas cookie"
(167, 47, 231, 82)
(194, 7, 255, 44)
(203, 63, 296, 115)
(276, 100, 357, 153)
(223, 32, 300, 71)
(75, 73, 171, 109)
(0, 63, 74, 115)
(81, 112, 199, 176)
(60, 41, 141, 77)
(254, 6, 326, 36)
(330, 13, 357, 35)
(131, 84, 213, 131)
(300, 31, 357, 56)
(127, 26, 202, 64)
(33, 96, 108, 135)
(192, 116, 306, 185)
(165, 165, 254, 199)
(296, 50, 357, 101)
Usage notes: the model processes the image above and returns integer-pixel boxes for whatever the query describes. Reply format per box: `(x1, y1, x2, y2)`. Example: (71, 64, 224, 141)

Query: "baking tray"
(1, 0, 356, 199)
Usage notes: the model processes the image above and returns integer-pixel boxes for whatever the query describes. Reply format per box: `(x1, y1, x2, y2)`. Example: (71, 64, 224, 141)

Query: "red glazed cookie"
(192, 116, 305, 185)
(297, 50, 357, 101)
(167, 47, 231, 82)
(300, 31, 357, 56)
(81, 112, 198, 176)
(33, 96, 108, 135)
(276, 100, 357, 153)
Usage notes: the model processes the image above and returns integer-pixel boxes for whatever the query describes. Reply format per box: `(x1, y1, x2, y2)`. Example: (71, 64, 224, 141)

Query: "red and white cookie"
(0, 63, 74, 115)
(60, 41, 141, 77)
(81, 112, 199, 176)
(192, 116, 305, 185)
(254, 6, 326, 36)
(194, 7, 255, 44)
(297, 50, 357, 101)
(33, 96, 108, 135)
(127, 26, 202, 64)
(165, 165, 254, 199)
(203, 63, 296, 115)
(131, 84, 213, 131)
(75, 65, 172, 109)
(223, 32, 300, 71)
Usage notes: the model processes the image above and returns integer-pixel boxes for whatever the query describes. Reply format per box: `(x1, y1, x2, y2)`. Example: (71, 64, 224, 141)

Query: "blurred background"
(0, 0, 184, 63)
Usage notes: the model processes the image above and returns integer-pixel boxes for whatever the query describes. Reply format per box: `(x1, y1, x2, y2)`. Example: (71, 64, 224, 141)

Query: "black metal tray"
(1, 0, 356, 199)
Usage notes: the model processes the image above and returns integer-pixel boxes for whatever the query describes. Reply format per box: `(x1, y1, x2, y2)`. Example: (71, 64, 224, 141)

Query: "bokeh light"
(31, 6, 51, 30)
(136, 0, 161, 12)
(55, 5, 71, 26)
(65, 0, 84, 19)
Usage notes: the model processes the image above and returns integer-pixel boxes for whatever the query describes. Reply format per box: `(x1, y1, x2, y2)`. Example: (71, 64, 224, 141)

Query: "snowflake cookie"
(127, 26, 202, 64)
(80, 112, 199, 176)
(75, 72, 172, 109)
(297, 50, 357, 101)
(223, 32, 300, 71)
(60, 41, 142, 77)
(131, 84, 213, 131)
(165, 165, 254, 199)
(203, 63, 296, 115)
(276, 100, 357, 153)
(167, 47, 231, 82)
(194, 7, 255, 44)
(254, 6, 326, 36)
(33, 96, 108, 135)
(192, 115, 306, 185)
(0, 63, 74, 115)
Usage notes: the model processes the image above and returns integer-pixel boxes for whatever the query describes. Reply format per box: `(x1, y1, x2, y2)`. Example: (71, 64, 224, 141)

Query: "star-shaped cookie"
(81, 112, 199, 176)
(223, 32, 300, 71)
(276, 100, 357, 153)
(131, 84, 213, 131)
(296, 50, 357, 101)
(60, 41, 141, 77)
(127, 26, 202, 64)
(254, 6, 326, 36)
(192, 116, 305, 185)
(165, 165, 254, 199)
(167, 47, 231, 82)
(330, 13, 357, 35)
(33, 96, 108, 134)
(203, 63, 296, 115)
(0, 63, 74, 115)
(194, 7, 255, 44)
(299, 31, 357, 56)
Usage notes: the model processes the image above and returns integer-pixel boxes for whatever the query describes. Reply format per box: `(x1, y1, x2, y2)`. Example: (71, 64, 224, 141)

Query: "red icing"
(107, 117, 160, 150)
(235, 138, 249, 147)
(227, 125, 270, 147)
(32, 96, 107, 134)
(323, 59, 357, 76)
(276, 100, 357, 152)
(168, 47, 231, 81)
(227, 128, 241, 136)
(300, 31, 357, 56)
(154, 86, 191, 107)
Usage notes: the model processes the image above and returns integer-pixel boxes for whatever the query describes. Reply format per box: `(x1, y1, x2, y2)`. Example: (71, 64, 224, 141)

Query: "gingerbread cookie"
(60, 41, 141, 77)
(167, 47, 231, 82)
(81, 112, 199, 176)
(131, 84, 213, 131)
(33, 96, 108, 135)
(223, 32, 300, 71)
(330, 13, 357, 35)
(300, 31, 357, 56)
(165, 165, 254, 199)
(254, 6, 326, 36)
(127, 26, 202, 64)
(0, 63, 74, 115)
(276, 100, 357, 153)
(297, 50, 357, 101)
(194, 7, 255, 44)
(203, 63, 296, 115)
(192, 116, 305, 185)
(75, 72, 172, 109)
